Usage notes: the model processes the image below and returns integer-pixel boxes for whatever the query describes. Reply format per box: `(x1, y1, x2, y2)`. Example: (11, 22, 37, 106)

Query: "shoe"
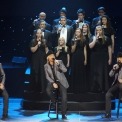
(102, 113, 111, 118)
(1, 114, 8, 120)
(62, 114, 67, 119)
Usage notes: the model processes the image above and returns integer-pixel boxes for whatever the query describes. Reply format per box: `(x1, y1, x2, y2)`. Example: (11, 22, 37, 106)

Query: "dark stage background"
(0, 0, 122, 97)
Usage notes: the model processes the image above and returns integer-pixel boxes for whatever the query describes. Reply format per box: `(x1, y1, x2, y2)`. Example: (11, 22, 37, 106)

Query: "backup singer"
(44, 50, 69, 119)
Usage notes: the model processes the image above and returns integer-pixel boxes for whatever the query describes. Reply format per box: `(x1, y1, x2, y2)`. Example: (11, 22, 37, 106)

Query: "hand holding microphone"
(113, 64, 119, 71)
(96, 33, 100, 39)
(37, 38, 41, 47)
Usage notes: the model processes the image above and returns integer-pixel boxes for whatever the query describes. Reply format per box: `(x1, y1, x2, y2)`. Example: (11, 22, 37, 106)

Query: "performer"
(72, 8, 90, 31)
(91, 7, 106, 33)
(0, 63, 9, 120)
(53, 7, 72, 27)
(70, 28, 87, 93)
(100, 15, 115, 53)
(44, 50, 69, 119)
(89, 25, 112, 92)
(30, 29, 48, 92)
(54, 37, 70, 80)
(33, 12, 51, 31)
(102, 52, 122, 118)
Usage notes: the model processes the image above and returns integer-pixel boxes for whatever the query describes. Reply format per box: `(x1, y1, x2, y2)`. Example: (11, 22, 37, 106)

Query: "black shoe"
(102, 113, 111, 118)
(62, 114, 67, 119)
(1, 114, 8, 120)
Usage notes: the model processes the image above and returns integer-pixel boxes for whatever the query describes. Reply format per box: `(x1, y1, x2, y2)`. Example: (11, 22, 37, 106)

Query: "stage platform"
(0, 98, 122, 122)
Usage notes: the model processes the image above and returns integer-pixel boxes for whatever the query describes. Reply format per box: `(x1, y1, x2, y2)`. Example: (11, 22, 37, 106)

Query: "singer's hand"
(96, 33, 99, 39)
(0, 83, 4, 90)
(38, 41, 41, 46)
(113, 64, 119, 70)
(53, 83, 58, 89)
(55, 60, 60, 66)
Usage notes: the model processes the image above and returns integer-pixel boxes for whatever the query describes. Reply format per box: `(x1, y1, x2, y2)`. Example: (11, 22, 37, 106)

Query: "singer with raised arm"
(30, 29, 48, 92)
(102, 52, 122, 118)
(0, 63, 9, 120)
(89, 25, 112, 93)
(44, 50, 69, 119)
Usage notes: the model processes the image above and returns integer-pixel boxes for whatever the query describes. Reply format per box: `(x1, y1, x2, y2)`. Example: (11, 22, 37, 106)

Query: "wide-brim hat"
(46, 50, 54, 58)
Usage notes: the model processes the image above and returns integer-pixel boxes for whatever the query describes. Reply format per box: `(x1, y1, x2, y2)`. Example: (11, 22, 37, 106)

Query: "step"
(21, 100, 115, 111)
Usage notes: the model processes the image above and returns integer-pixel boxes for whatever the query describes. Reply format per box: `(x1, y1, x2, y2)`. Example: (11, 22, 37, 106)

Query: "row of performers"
(29, 24, 114, 94)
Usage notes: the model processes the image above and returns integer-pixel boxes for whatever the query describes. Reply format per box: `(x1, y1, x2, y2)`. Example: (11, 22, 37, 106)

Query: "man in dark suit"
(53, 7, 72, 27)
(52, 16, 74, 48)
(91, 7, 106, 32)
(72, 8, 90, 31)
(0, 63, 9, 120)
(33, 20, 53, 50)
(44, 50, 69, 119)
(102, 52, 122, 118)
(33, 12, 52, 31)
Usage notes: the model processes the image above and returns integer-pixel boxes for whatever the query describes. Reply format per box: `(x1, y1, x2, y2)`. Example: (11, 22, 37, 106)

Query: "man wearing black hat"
(53, 7, 72, 27)
(102, 52, 122, 118)
(44, 50, 69, 119)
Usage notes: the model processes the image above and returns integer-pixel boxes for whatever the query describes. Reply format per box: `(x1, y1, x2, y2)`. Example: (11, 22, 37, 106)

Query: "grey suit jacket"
(44, 60, 69, 89)
(0, 63, 5, 84)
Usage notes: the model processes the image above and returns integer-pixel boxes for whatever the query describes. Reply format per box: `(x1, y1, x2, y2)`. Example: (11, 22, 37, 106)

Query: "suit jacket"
(72, 20, 90, 31)
(33, 18, 52, 31)
(0, 63, 5, 84)
(109, 67, 122, 86)
(52, 25, 74, 47)
(53, 18, 72, 27)
(44, 60, 69, 88)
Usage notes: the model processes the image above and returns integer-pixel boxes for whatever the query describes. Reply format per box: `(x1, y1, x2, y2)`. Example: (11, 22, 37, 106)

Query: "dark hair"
(77, 8, 85, 15)
(59, 7, 67, 14)
(117, 52, 122, 58)
(97, 7, 105, 12)
(59, 16, 67, 20)
(100, 15, 111, 28)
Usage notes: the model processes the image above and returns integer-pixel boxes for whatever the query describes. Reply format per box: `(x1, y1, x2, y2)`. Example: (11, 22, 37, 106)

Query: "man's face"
(117, 57, 122, 64)
(60, 12, 66, 17)
(78, 13, 84, 21)
(60, 18, 67, 25)
(39, 22, 46, 29)
(39, 13, 46, 20)
(98, 10, 105, 16)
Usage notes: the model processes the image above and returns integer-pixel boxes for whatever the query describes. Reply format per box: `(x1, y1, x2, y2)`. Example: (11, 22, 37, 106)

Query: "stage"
(0, 98, 121, 122)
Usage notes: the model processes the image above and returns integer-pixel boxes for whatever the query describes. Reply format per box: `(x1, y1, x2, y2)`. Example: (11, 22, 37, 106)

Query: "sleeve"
(29, 40, 36, 47)
(44, 65, 54, 84)
(118, 68, 122, 79)
(0, 63, 5, 84)
(58, 60, 67, 73)
(110, 27, 115, 35)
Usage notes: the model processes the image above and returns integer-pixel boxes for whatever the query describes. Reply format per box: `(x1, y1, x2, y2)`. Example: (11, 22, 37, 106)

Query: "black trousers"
(105, 82, 122, 114)
(46, 82, 67, 115)
(0, 88, 9, 116)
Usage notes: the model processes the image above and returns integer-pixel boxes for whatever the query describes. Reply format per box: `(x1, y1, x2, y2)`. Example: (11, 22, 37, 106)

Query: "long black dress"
(90, 37, 111, 92)
(30, 40, 47, 92)
(70, 39, 87, 93)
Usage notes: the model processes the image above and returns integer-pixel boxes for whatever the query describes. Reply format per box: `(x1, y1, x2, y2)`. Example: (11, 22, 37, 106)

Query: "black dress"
(54, 47, 70, 81)
(70, 39, 87, 93)
(90, 37, 111, 92)
(103, 27, 115, 45)
(30, 40, 47, 92)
